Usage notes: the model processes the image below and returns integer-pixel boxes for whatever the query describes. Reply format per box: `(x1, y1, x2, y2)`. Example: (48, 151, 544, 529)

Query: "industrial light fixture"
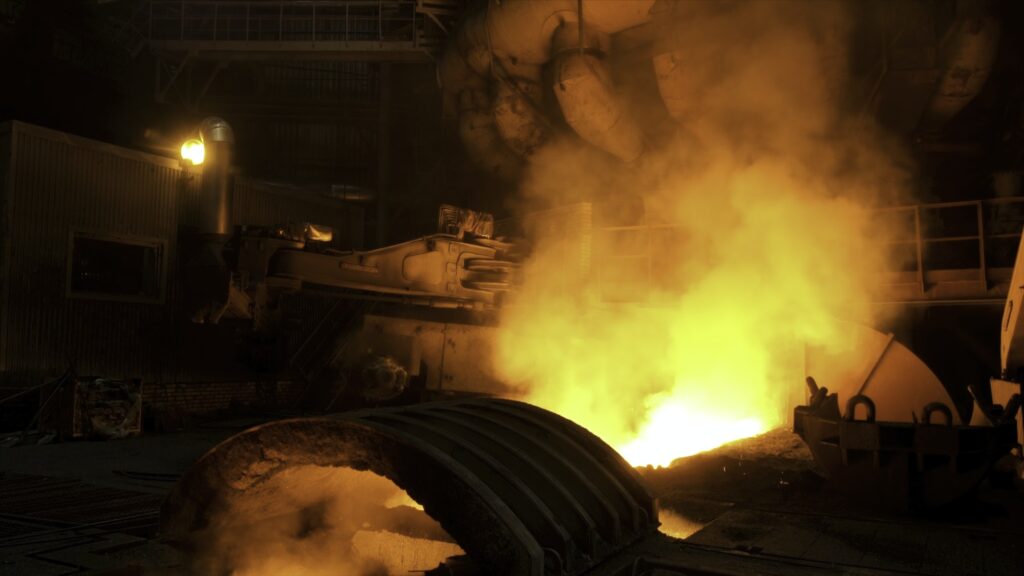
(180, 138, 205, 165)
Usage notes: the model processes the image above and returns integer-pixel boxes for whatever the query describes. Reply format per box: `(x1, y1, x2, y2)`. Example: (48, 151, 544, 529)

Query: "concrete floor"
(2, 419, 1024, 575)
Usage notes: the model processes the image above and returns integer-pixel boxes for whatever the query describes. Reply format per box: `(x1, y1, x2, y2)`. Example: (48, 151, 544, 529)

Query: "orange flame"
(495, 1, 902, 468)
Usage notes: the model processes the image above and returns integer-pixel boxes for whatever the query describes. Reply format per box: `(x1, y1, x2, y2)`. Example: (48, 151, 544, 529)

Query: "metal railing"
(146, 0, 426, 47)
(0, 0, 23, 23)
(875, 197, 1024, 295)
(592, 197, 1024, 302)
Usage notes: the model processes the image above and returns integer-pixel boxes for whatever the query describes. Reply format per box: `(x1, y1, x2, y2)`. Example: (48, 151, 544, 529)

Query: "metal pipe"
(914, 206, 925, 293)
(377, 63, 392, 245)
(577, 0, 584, 56)
(977, 202, 988, 289)
(921, 2, 1001, 129)
(198, 116, 234, 238)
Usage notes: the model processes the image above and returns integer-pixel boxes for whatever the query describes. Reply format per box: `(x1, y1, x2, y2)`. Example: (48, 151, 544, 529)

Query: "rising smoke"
(495, 1, 911, 466)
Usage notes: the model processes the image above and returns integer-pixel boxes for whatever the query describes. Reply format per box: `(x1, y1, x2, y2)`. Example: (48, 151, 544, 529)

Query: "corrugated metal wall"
(232, 118, 378, 185)
(3, 123, 183, 384)
(260, 61, 377, 102)
(205, 60, 380, 186)
(0, 124, 11, 399)
(0, 122, 364, 391)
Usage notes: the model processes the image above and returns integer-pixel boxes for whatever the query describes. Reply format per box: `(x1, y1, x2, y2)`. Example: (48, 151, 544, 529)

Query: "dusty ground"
(633, 428, 1024, 576)
(3, 422, 1024, 575)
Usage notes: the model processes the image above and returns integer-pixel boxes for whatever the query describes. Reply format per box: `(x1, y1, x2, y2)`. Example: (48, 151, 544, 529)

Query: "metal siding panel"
(0, 124, 11, 374)
(2, 123, 365, 391)
(259, 61, 376, 102)
(6, 124, 181, 385)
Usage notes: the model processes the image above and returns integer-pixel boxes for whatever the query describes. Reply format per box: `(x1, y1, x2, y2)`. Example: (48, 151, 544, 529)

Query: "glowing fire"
(618, 400, 765, 468)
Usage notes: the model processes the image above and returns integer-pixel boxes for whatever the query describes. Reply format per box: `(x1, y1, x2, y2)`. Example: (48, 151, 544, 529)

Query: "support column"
(376, 62, 392, 246)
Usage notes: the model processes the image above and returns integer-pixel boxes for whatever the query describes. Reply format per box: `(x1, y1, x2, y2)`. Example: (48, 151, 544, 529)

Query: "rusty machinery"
(795, 233, 1024, 510)
(229, 208, 519, 318)
(192, 204, 520, 324)
(179, 119, 520, 400)
(179, 117, 519, 327)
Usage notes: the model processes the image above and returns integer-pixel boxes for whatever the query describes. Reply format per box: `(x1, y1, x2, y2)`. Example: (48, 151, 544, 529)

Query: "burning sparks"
(495, 1, 904, 468)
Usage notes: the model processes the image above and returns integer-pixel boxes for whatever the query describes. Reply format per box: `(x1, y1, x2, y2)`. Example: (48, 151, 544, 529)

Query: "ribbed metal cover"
(161, 397, 658, 576)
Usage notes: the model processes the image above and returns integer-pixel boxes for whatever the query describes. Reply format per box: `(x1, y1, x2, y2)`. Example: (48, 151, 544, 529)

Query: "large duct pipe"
(439, 0, 654, 170)
(186, 117, 235, 324)
(921, 5, 1001, 129)
(652, 5, 697, 126)
(459, 90, 524, 179)
(437, 9, 541, 170)
(553, 22, 646, 163)
(492, 75, 550, 158)
(198, 116, 234, 238)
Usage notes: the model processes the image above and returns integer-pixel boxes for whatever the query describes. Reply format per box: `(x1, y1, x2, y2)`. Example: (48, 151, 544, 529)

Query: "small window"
(68, 232, 164, 302)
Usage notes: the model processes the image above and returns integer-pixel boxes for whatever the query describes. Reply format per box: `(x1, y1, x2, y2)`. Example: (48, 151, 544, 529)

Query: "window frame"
(65, 229, 167, 304)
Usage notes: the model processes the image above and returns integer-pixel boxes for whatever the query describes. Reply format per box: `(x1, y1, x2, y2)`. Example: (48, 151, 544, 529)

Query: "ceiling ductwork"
(553, 22, 646, 164)
(921, 1, 1002, 130)
(438, 0, 655, 173)
(440, 0, 1004, 175)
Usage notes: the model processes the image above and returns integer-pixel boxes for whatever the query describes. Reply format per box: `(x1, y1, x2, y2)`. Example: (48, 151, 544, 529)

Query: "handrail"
(146, 0, 423, 47)
(872, 197, 1024, 294)
(593, 196, 1024, 301)
(0, 0, 24, 23)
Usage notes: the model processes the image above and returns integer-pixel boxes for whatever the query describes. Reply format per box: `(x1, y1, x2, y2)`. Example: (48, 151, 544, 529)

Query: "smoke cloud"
(495, 1, 910, 466)
(190, 465, 462, 575)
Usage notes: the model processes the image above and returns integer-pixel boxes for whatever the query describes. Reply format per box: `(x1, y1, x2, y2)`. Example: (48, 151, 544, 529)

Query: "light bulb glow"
(180, 139, 205, 165)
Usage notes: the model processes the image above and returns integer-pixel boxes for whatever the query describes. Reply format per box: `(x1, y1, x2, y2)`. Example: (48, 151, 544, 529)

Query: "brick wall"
(143, 380, 304, 417)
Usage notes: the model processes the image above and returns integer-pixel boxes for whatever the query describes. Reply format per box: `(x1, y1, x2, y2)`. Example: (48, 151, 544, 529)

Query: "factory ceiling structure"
(0, 0, 1023, 575)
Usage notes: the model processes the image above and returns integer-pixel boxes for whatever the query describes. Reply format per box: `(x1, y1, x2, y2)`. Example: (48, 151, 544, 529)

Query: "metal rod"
(914, 206, 925, 294)
(875, 195, 1024, 213)
(0, 374, 66, 406)
(628, 556, 736, 576)
(577, 0, 584, 55)
(922, 235, 985, 243)
(645, 215, 653, 297)
(22, 374, 69, 441)
(977, 201, 988, 290)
